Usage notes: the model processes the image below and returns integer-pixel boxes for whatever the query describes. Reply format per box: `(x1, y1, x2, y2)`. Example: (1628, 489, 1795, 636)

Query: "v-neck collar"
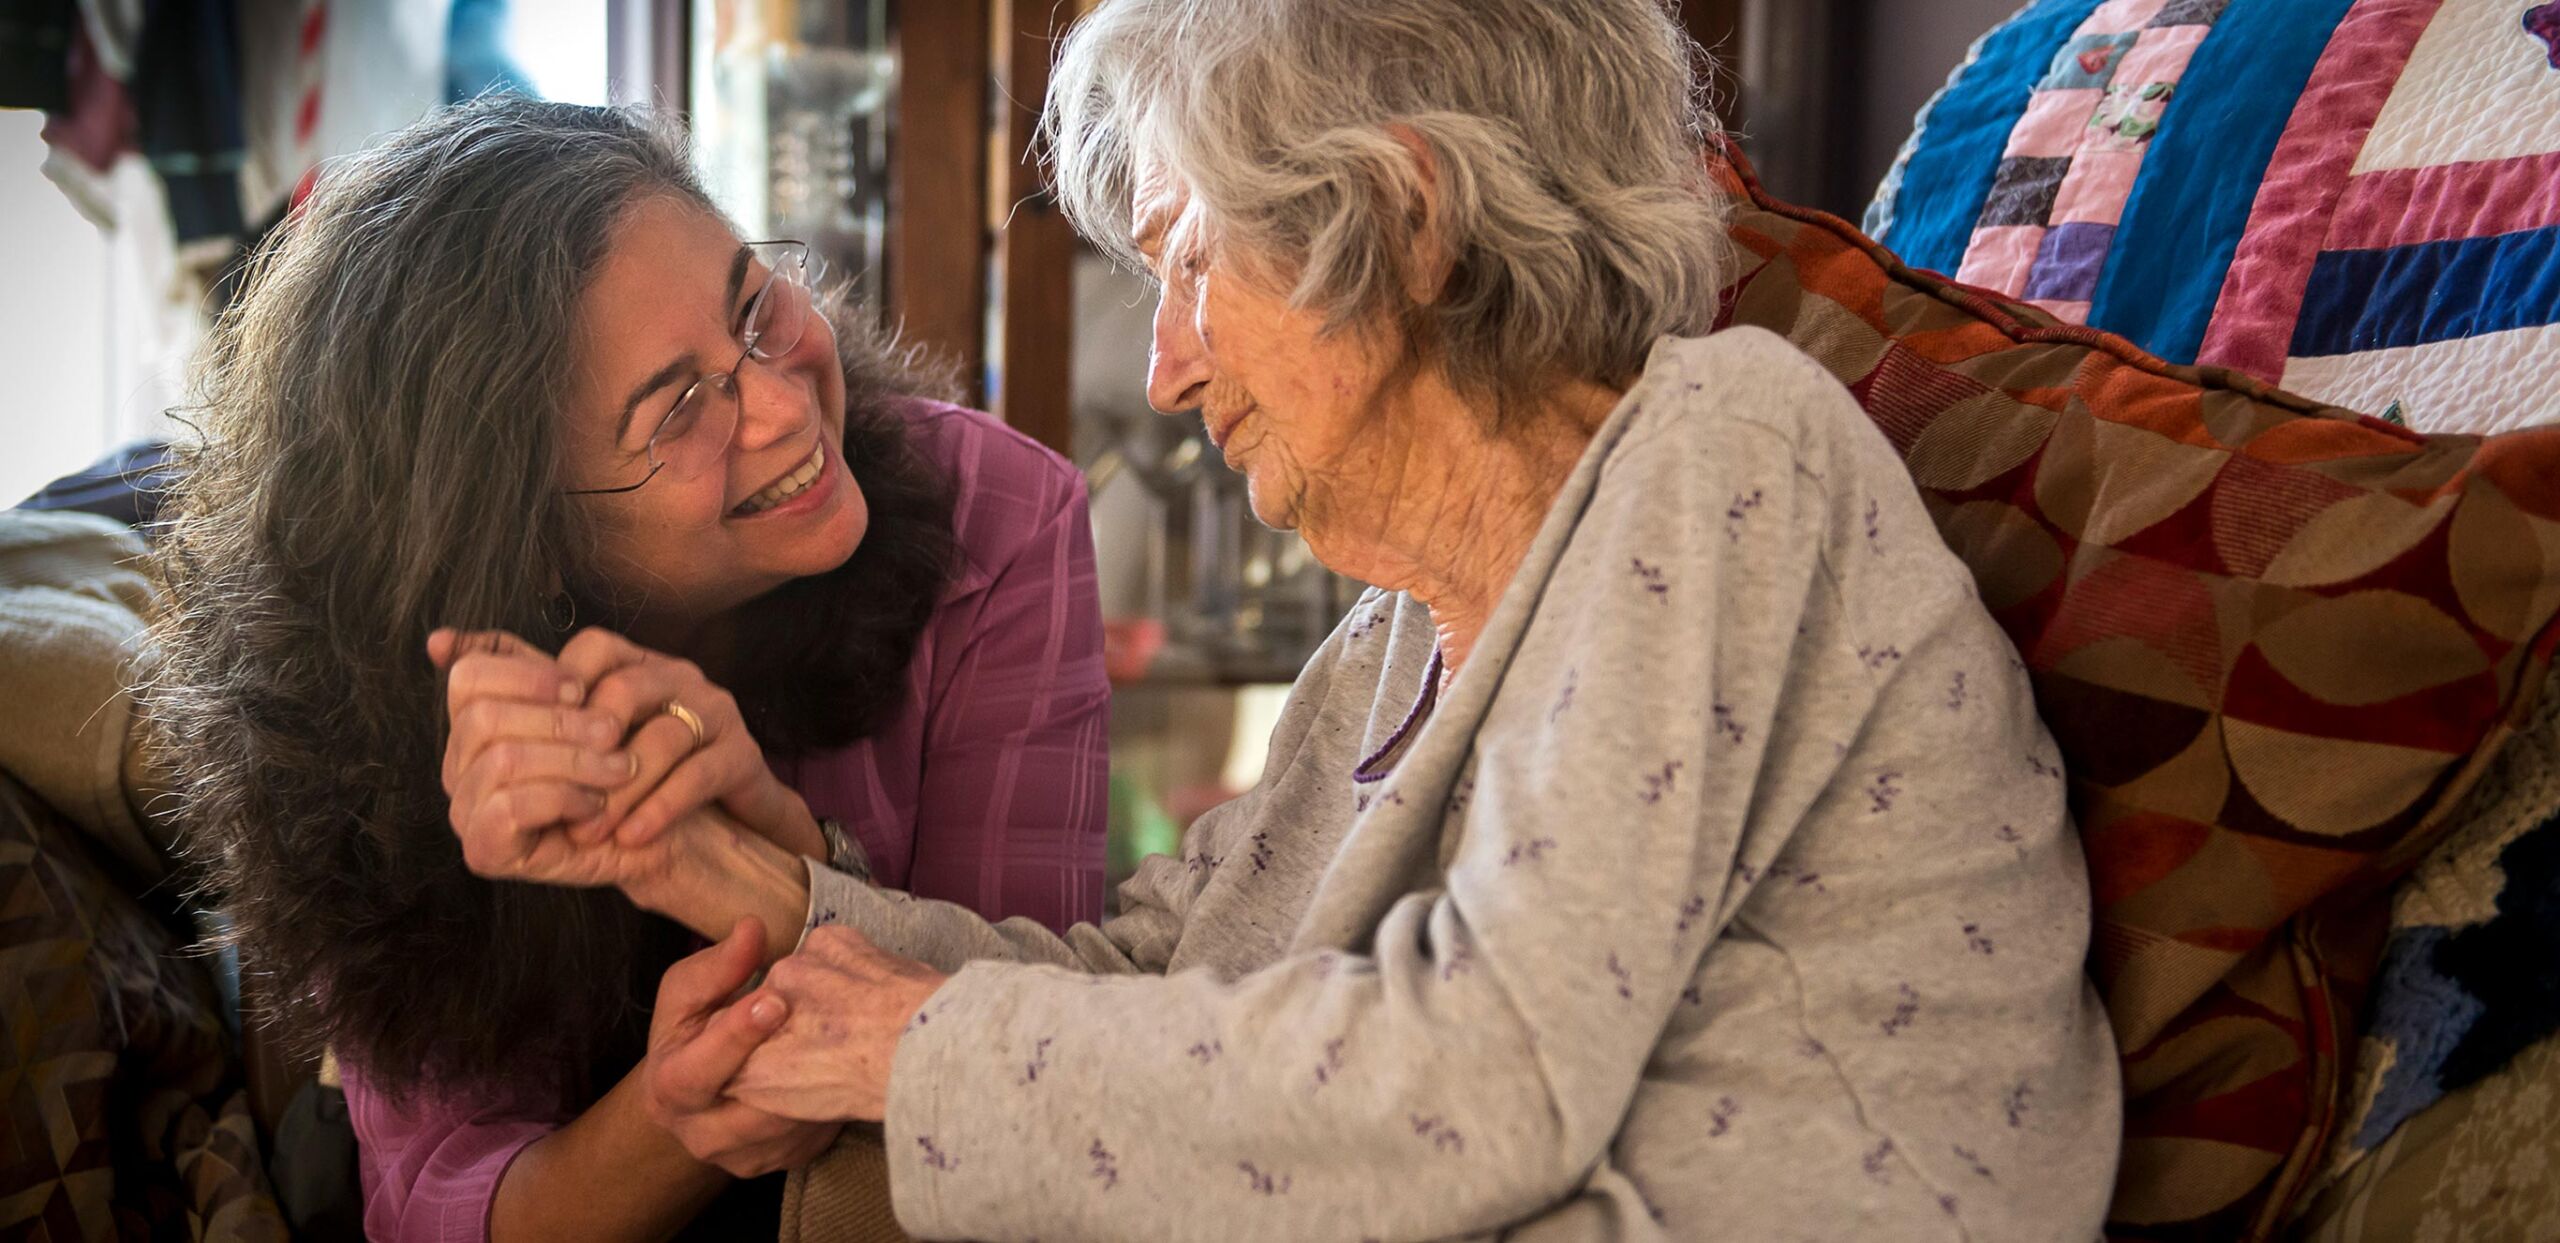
(1351, 647, 1446, 784)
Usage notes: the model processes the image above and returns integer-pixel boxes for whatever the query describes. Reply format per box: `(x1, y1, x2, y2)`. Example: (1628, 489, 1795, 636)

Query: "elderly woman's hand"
(552, 626, 828, 859)
(727, 925, 948, 1123)
(644, 917, 845, 1177)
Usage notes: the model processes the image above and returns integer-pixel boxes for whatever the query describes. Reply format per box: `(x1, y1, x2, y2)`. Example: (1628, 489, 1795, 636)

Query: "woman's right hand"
(432, 629, 814, 956)
(432, 628, 669, 891)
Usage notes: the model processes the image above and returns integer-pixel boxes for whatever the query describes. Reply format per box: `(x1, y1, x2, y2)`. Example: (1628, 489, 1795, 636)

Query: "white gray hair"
(1044, 0, 1732, 411)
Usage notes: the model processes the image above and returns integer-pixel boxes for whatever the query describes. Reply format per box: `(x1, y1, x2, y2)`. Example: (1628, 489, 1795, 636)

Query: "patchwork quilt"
(1870, 0, 2560, 437)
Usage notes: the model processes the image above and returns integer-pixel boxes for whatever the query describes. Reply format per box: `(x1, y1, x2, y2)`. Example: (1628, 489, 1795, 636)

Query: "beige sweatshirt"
(801, 328, 2120, 1241)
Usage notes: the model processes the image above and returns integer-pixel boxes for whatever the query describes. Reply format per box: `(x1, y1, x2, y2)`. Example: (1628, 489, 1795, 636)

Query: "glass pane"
(688, 0, 893, 314)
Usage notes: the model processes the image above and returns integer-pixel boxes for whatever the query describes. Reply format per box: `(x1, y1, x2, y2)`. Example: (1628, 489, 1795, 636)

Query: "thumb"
(659, 916, 769, 1015)
(656, 982, 791, 1113)
(426, 627, 459, 670)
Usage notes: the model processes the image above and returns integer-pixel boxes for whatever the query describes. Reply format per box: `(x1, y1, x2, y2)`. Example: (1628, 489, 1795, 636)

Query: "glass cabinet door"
(688, 0, 894, 315)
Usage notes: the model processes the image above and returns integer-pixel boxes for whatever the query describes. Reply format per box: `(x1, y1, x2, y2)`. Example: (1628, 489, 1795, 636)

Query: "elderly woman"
(145, 98, 1110, 1241)
(478, 0, 2123, 1237)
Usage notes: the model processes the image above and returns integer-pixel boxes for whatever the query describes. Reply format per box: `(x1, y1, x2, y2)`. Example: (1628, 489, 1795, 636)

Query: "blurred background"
(0, 0, 2020, 891)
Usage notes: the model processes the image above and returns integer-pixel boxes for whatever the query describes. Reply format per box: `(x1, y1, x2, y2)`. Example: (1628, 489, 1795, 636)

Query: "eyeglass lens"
(643, 243, 818, 482)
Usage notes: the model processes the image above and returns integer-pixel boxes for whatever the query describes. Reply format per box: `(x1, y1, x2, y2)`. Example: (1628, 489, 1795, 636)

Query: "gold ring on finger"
(658, 698, 707, 750)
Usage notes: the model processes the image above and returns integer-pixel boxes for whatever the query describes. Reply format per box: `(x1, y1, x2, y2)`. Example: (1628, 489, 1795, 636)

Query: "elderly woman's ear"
(1385, 123, 1457, 308)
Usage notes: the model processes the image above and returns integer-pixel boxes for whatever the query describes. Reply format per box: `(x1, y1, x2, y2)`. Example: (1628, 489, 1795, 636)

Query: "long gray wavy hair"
(146, 96, 957, 1098)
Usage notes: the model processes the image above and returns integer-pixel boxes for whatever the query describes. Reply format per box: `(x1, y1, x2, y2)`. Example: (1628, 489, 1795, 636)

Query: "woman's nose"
(1145, 288, 1211, 415)
(730, 356, 812, 451)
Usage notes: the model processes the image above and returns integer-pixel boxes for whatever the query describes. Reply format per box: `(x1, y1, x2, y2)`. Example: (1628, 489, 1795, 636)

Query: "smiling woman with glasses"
(566, 239, 822, 498)
(142, 96, 1110, 1241)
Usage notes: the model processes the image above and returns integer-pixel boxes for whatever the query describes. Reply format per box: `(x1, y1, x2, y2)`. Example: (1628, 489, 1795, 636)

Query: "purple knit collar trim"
(1353, 648, 1446, 785)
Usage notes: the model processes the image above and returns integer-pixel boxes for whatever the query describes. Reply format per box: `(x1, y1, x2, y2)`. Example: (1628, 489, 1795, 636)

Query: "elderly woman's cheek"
(1204, 376, 1253, 415)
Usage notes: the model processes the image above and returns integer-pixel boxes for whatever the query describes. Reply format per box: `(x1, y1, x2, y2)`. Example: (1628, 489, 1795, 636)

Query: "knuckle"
(484, 742, 525, 783)
(588, 670, 632, 706)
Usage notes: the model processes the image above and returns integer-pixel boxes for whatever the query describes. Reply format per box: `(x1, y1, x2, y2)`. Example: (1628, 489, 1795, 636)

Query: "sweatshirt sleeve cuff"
(796, 862, 957, 961)
(878, 961, 1013, 1237)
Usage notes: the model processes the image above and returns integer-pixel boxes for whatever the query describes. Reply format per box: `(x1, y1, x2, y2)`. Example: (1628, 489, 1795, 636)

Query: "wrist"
(618, 813, 715, 920)
(496, 1068, 727, 1241)
(628, 812, 810, 960)
(880, 966, 949, 1107)
(734, 777, 827, 860)
(780, 799, 827, 861)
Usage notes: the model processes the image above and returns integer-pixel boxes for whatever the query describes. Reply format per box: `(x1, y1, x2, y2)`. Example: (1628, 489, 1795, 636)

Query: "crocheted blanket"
(2334, 675, 2560, 1166)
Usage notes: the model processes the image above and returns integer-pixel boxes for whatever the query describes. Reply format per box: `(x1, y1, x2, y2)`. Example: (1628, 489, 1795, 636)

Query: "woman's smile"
(729, 441, 836, 518)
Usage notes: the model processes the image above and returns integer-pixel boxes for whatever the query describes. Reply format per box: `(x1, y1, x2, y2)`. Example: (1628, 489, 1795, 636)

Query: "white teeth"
(735, 447, 825, 515)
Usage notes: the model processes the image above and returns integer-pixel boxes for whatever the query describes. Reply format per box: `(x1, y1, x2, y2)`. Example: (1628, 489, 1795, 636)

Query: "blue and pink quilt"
(1870, 0, 2560, 436)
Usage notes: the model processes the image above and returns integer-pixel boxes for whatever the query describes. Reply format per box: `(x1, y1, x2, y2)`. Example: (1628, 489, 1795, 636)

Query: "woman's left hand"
(644, 917, 846, 1176)
(549, 626, 827, 859)
(727, 925, 949, 1123)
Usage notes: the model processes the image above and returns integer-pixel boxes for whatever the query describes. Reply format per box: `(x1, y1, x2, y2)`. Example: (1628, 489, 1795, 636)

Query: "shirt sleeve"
(899, 476, 1112, 933)
(873, 414, 1840, 1242)
(340, 1056, 571, 1243)
(801, 587, 1366, 973)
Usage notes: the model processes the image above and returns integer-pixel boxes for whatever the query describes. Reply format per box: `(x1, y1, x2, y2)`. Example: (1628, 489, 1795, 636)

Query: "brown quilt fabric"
(782, 1125, 913, 1243)
(1709, 142, 2560, 1242)
(0, 775, 285, 1241)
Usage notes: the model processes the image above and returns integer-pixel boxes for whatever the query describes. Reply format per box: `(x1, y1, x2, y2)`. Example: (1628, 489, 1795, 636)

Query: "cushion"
(1712, 140, 2560, 1240)
(1866, 0, 2560, 438)
(2312, 375, 2560, 1192)
(0, 774, 286, 1240)
(0, 509, 176, 889)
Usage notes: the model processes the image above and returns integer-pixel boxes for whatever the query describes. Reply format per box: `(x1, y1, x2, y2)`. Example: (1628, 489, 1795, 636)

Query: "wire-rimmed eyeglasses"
(565, 239, 826, 497)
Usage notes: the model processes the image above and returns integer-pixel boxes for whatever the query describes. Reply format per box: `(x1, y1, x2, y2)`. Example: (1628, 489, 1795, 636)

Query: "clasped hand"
(641, 920, 945, 1174)
(430, 625, 826, 892)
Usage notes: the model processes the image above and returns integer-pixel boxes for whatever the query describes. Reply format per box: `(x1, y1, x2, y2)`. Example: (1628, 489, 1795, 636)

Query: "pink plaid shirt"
(341, 401, 1110, 1242)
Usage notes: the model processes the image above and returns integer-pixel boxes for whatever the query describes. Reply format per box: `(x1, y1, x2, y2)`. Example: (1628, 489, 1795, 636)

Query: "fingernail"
(586, 719, 620, 748)
(625, 752, 640, 780)
(751, 996, 785, 1026)
(558, 681, 584, 706)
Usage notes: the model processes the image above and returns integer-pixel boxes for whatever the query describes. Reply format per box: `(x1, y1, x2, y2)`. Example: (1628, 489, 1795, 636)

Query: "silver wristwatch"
(816, 816, 872, 882)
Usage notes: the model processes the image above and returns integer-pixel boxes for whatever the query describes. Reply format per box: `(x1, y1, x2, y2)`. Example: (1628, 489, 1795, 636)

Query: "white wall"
(0, 111, 113, 506)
